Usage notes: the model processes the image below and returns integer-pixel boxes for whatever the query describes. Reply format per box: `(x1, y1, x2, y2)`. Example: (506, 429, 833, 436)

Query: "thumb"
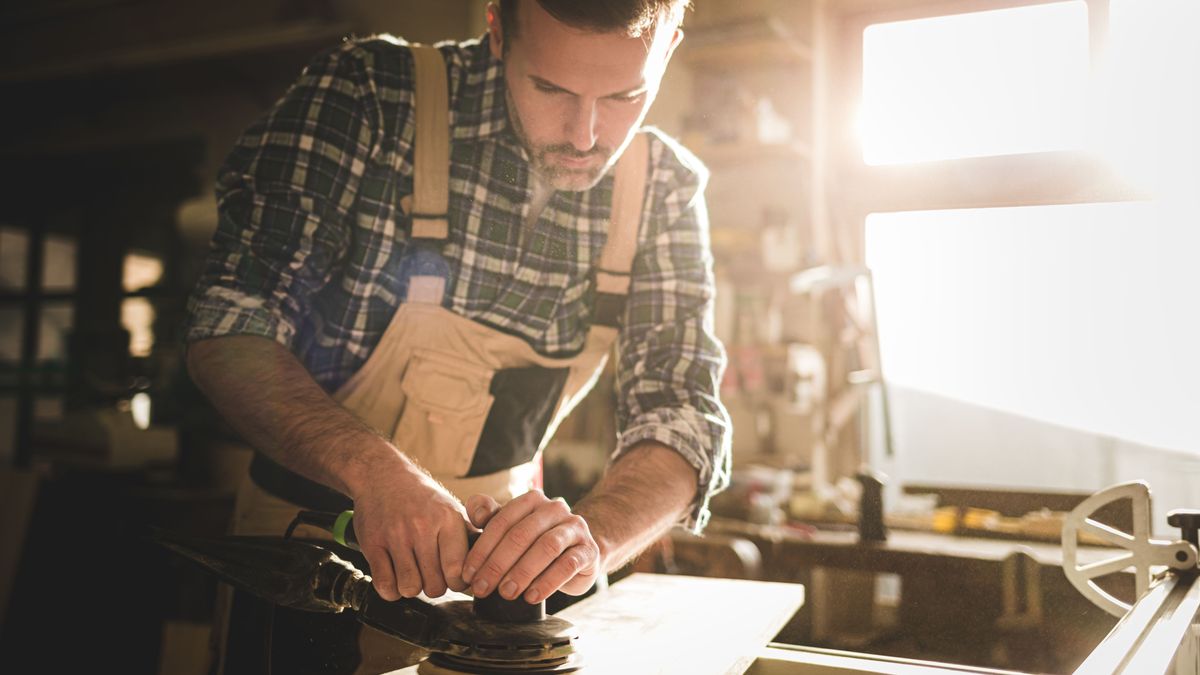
(465, 493, 502, 529)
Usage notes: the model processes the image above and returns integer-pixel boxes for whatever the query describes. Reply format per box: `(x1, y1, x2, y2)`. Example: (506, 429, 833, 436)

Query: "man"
(187, 0, 730, 669)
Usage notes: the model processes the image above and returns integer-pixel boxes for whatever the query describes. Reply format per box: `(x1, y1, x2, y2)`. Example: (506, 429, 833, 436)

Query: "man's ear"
(486, 2, 504, 60)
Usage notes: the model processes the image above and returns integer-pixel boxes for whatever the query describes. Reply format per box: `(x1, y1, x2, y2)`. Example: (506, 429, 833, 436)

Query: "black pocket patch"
(468, 366, 570, 477)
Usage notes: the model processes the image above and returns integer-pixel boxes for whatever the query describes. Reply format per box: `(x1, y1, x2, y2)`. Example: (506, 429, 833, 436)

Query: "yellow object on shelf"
(931, 507, 959, 534)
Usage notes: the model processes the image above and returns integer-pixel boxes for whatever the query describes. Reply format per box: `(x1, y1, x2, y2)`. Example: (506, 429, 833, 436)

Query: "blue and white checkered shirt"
(185, 35, 730, 530)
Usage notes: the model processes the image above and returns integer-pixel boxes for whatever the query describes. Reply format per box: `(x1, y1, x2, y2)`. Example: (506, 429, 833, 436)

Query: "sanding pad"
(422, 600, 583, 673)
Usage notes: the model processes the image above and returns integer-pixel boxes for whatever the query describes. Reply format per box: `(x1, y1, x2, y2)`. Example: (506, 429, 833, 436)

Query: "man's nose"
(565, 100, 598, 153)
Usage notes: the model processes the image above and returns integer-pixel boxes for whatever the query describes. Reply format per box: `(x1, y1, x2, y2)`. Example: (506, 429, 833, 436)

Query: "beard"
(506, 90, 616, 192)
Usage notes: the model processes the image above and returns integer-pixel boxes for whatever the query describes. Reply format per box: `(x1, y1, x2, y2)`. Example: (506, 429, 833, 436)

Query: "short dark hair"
(498, 0, 690, 44)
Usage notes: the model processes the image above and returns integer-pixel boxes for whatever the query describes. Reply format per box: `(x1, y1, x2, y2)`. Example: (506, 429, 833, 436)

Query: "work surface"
(708, 518, 1121, 569)
(389, 573, 806, 675)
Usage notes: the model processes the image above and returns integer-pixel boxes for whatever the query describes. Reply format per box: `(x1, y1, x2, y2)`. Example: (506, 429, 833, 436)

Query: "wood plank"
(558, 574, 805, 674)
(387, 573, 805, 674)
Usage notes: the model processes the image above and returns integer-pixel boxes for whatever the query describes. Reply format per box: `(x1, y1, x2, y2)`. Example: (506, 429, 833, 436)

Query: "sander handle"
(290, 509, 360, 549)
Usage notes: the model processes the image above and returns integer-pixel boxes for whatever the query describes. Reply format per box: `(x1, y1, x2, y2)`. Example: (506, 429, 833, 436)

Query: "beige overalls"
(216, 45, 648, 674)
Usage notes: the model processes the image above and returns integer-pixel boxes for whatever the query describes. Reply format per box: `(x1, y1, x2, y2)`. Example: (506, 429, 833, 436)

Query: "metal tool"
(154, 513, 583, 673)
(1061, 480, 1199, 617)
(1058, 481, 1200, 674)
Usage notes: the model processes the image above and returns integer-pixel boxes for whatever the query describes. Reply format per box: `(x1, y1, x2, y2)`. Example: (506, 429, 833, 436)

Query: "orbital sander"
(154, 511, 583, 673)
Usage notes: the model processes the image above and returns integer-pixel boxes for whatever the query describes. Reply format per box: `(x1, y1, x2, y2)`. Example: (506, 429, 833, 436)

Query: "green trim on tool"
(333, 510, 354, 547)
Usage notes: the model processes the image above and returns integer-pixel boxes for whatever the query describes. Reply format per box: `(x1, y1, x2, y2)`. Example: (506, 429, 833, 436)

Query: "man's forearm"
(186, 335, 406, 497)
(573, 440, 700, 574)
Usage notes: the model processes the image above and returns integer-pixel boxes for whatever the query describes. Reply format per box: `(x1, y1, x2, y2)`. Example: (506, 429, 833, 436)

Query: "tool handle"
(333, 509, 358, 548)
(292, 510, 359, 549)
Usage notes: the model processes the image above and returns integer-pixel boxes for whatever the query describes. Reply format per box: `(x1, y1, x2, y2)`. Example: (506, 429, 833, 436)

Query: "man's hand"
(349, 458, 473, 600)
(187, 336, 474, 599)
(458, 441, 699, 605)
(460, 490, 601, 604)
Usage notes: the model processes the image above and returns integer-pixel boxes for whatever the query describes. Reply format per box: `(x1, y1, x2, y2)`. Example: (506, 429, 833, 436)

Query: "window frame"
(822, 0, 1192, 479)
(829, 0, 1130, 240)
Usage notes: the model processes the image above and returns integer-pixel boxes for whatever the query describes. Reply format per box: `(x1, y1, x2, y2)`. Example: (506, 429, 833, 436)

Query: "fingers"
(414, 536, 447, 598)
(363, 546, 398, 601)
(462, 490, 544, 592)
(349, 467, 474, 599)
(466, 493, 501, 529)
(524, 537, 600, 602)
(366, 543, 421, 599)
(463, 492, 598, 602)
(510, 518, 599, 603)
(367, 530, 461, 598)
(391, 545, 423, 598)
(439, 525, 469, 592)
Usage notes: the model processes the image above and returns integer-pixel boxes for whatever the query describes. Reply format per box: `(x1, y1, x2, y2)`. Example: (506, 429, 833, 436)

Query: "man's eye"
(608, 93, 645, 104)
(535, 83, 563, 94)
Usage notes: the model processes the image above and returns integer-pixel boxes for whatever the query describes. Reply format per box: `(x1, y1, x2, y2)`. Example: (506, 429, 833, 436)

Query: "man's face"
(489, 2, 682, 191)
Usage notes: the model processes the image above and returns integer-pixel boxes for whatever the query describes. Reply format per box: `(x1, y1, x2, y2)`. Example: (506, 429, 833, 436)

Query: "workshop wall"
(0, 5, 487, 671)
(0, 1, 482, 466)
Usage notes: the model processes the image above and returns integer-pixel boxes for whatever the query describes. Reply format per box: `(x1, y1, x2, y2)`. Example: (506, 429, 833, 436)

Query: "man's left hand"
(460, 490, 602, 604)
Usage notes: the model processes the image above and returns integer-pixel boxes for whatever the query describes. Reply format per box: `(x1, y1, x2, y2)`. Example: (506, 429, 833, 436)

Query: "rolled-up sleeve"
(185, 44, 380, 348)
(614, 148, 732, 533)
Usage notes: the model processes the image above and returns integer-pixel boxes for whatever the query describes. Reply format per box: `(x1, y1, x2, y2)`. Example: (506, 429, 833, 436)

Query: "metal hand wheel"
(1061, 481, 1197, 617)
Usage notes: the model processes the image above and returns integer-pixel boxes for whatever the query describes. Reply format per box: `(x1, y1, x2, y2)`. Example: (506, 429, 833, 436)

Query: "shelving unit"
(680, 17, 813, 68)
(673, 8, 821, 275)
(667, 2, 885, 499)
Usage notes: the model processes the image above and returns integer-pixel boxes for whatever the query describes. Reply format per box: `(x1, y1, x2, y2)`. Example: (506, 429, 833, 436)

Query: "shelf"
(682, 17, 812, 69)
(0, 21, 354, 84)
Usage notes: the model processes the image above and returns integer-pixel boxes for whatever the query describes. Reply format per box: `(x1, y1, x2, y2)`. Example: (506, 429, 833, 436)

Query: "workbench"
(389, 573, 806, 675)
(693, 520, 1124, 672)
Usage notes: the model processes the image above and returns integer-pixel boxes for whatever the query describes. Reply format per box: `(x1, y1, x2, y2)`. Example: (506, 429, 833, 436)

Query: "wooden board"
(389, 573, 805, 675)
(557, 574, 805, 674)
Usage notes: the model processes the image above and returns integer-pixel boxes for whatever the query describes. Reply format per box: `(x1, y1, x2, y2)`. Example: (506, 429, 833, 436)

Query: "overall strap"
(407, 41, 649, 321)
(593, 133, 650, 326)
(409, 45, 451, 240)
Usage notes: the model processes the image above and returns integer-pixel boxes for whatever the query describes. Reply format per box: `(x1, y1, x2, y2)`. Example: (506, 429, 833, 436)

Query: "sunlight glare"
(862, 2, 1090, 165)
(866, 203, 1200, 455)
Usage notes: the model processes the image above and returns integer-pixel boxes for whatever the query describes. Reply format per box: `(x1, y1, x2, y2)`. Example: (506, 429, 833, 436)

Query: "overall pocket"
(393, 349, 494, 477)
(470, 365, 569, 477)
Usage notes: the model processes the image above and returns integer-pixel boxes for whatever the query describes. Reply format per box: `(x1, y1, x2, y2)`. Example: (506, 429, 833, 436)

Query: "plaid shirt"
(186, 35, 730, 530)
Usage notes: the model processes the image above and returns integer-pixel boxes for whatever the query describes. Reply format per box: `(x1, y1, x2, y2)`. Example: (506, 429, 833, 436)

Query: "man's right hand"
(185, 336, 473, 600)
(348, 457, 473, 600)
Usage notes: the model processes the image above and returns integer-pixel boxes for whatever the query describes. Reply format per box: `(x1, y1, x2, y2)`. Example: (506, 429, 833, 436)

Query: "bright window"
(1097, 0, 1200, 198)
(866, 202, 1200, 455)
(41, 235, 77, 291)
(121, 252, 164, 358)
(861, 1, 1090, 164)
(123, 252, 163, 292)
(0, 227, 28, 290)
